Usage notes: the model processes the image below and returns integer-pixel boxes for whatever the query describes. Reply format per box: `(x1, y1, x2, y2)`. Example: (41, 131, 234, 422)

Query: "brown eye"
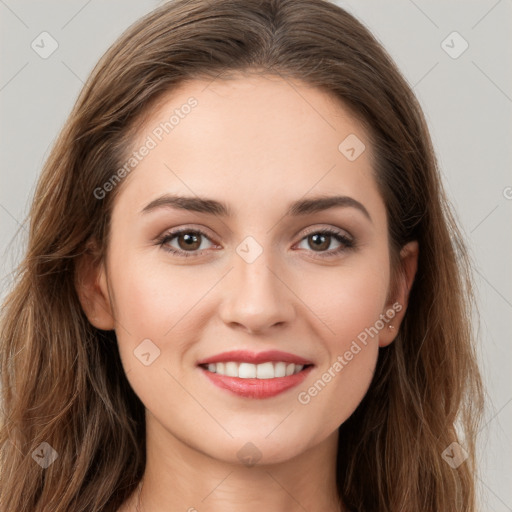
(158, 228, 215, 257)
(296, 229, 355, 257)
(307, 233, 331, 251)
(176, 232, 202, 251)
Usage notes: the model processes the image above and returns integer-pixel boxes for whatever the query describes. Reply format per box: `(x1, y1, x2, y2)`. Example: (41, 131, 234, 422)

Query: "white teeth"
(256, 362, 274, 379)
(238, 362, 257, 378)
(274, 362, 286, 378)
(225, 361, 238, 377)
(204, 361, 306, 379)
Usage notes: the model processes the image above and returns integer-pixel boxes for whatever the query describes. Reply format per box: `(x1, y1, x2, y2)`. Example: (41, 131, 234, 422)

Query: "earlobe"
(74, 242, 115, 331)
(379, 240, 419, 347)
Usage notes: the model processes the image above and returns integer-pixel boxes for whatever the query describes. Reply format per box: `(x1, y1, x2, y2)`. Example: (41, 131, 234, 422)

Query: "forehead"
(135, 72, 372, 158)
(114, 73, 385, 226)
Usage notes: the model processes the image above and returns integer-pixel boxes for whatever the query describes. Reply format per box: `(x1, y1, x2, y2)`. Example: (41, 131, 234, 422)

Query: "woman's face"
(85, 73, 417, 465)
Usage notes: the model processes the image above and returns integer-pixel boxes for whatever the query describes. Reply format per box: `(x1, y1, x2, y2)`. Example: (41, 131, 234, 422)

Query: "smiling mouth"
(199, 361, 313, 379)
(198, 361, 314, 399)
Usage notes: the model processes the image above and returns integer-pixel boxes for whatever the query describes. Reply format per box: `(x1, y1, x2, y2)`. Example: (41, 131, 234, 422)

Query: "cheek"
(107, 247, 234, 396)
(107, 250, 198, 370)
(109, 246, 212, 330)
(111, 265, 175, 333)
(292, 255, 388, 431)
(303, 252, 389, 344)
(107, 252, 209, 425)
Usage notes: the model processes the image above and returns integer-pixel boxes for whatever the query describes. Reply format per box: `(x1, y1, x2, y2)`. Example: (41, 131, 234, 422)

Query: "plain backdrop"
(1, 0, 511, 509)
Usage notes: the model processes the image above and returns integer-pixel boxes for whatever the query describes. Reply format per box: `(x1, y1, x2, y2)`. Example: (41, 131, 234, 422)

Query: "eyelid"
(299, 224, 353, 241)
(157, 224, 217, 242)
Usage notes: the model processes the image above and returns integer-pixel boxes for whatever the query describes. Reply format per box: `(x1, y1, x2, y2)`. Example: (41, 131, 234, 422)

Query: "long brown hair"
(0, 0, 484, 510)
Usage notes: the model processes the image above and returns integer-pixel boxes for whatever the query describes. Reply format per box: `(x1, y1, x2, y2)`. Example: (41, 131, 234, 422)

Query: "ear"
(379, 240, 419, 347)
(74, 239, 115, 330)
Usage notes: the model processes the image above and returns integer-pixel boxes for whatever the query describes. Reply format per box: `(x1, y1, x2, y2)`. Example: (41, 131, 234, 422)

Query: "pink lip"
(196, 349, 313, 366)
(200, 365, 314, 399)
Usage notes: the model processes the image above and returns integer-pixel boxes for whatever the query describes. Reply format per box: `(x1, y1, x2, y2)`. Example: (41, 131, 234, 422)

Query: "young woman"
(0, 0, 484, 510)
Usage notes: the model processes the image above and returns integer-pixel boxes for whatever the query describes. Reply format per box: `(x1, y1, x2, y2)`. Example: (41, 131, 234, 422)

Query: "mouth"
(199, 361, 311, 378)
(198, 360, 314, 399)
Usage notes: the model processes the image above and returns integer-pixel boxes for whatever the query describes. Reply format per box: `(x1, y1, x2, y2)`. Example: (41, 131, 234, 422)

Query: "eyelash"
(156, 227, 355, 259)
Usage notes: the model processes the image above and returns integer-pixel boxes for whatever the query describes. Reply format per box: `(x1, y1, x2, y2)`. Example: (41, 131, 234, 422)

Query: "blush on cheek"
(321, 289, 388, 349)
(110, 265, 210, 368)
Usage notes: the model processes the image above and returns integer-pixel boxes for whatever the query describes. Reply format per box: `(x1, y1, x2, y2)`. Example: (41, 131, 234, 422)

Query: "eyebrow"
(140, 193, 372, 223)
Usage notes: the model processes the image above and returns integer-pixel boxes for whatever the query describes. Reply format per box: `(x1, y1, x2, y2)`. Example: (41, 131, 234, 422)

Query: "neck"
(132, 413, 344, 512)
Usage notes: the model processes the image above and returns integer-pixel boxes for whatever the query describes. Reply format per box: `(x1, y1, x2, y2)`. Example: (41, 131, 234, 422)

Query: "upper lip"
(197, 350, 314, 366)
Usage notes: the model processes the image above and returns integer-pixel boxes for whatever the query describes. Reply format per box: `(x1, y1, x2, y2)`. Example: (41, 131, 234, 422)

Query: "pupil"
(181, 233, 199, 249)
(311, 234, 329, 251)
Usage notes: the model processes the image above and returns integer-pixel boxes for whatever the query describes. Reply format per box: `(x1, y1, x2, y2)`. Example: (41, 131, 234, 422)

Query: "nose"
(217, 244, 296, 334)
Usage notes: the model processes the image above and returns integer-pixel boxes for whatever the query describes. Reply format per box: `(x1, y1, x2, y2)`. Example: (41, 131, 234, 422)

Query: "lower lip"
(199, 365, 313, 399)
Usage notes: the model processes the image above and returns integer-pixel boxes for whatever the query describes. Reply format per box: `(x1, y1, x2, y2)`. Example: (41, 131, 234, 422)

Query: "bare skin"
(77, 72, 418, 512)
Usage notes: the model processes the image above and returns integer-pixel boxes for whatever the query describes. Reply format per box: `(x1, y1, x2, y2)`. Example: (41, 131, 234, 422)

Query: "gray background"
(1, 0, 511, 509)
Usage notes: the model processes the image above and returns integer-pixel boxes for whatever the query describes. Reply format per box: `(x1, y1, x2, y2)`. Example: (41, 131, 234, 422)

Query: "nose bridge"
(218, 235, 294, 332)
